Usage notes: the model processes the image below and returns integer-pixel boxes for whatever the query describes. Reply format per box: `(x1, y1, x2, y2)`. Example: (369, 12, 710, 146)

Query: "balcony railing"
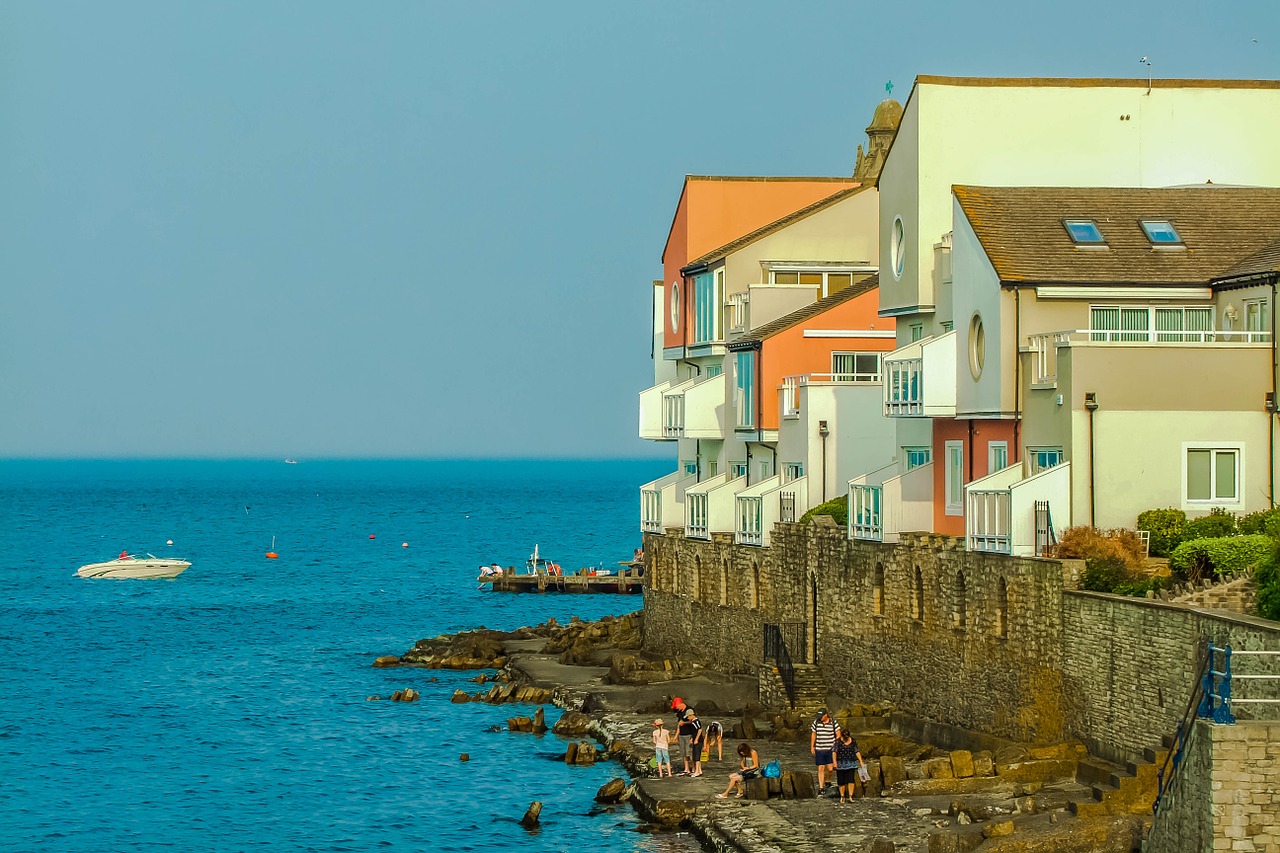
(1030, 332, 1073, 385)
(726, 292, 749, 334)
(641, 488, 663, 533)
(968, 489, 1011, 554)
(884, 358, 923, 416)
(687, 492, 710, 539)
(1030, 328, 1272, 387)
(849, 484, 883, 541)
(662, 393, 685, 437)
(738, 496, 763, 545)
(782, 372, 883, 420)
(780, 490, 796, 524)
(781, 376, 801, 419)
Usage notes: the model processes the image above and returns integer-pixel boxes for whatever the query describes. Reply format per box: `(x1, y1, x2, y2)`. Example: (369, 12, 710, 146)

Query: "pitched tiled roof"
(1216, 237, 1280, 281)
(682, 184, 872, 272)
(953, 185, 1280, 285)
(727, 275, 879, 350)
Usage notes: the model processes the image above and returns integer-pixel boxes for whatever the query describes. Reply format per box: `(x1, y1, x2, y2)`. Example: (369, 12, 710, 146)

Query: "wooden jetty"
(481, 564, 644, 594)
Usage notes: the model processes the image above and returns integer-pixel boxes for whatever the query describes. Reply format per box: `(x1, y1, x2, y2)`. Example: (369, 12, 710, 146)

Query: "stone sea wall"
(642, 522, 1280, 764)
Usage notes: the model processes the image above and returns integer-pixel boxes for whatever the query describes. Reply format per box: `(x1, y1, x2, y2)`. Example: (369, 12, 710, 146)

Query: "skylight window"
(1141, 220, 1183, 246)
(1064, 219, 1106, 245)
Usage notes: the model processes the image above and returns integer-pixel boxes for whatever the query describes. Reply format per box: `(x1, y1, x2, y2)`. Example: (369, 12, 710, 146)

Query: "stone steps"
(1068, 742, 1163, 818)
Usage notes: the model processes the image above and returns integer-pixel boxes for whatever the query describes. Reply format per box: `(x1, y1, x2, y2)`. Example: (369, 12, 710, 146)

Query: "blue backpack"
(761, 760, 781, 778)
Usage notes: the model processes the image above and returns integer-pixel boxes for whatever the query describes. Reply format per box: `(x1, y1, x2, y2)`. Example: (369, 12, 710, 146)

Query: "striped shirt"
(811, 719, 840, 750)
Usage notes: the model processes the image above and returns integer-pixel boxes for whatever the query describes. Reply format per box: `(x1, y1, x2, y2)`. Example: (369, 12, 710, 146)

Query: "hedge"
(1167, 534, 1272, 582)
(1136, 508, 1186, 557)
(801, 494, 847, 526)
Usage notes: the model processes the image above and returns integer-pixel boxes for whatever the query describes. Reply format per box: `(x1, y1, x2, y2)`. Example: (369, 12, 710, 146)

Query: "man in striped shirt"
(810, 708, 840, 792)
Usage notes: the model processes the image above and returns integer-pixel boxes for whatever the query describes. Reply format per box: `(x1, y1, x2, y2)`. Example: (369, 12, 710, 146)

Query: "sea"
(0, 459, 700, 853)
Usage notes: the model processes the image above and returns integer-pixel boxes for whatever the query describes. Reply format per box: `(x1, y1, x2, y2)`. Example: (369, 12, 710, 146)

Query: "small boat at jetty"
(77, 552, 192, 579)
(477, 545, 642, 594)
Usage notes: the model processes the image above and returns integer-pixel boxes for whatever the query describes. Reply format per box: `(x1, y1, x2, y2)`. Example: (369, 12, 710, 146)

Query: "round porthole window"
(669, 281, 680, 333)
(891, 216, 906, 279)
(969, 313, 986, 380)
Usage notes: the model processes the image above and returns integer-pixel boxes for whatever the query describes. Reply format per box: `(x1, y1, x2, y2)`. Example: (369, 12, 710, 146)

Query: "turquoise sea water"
(0, 459, 694, 853)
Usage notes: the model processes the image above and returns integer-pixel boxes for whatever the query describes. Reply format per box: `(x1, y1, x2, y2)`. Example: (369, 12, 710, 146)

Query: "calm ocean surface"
(0, 459, 697, 853)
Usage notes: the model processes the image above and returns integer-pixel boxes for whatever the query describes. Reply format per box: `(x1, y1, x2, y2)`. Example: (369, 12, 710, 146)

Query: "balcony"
(685, 473, 745, 540)
(735, 475, 808, 547)
(643, 373, 727, 440)
(781, 371, 882, 420)
(848, 461, 933, 543)
(1028, 328, 1272, 389)
(726, 292, 750, 335)
(883, 332, 956, 418)
(640, 470, 697, 534)
(965, 462, 1071, 556)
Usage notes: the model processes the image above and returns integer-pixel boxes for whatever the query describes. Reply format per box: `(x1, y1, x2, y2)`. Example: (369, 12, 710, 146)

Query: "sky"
(2, 1, 1278, 459)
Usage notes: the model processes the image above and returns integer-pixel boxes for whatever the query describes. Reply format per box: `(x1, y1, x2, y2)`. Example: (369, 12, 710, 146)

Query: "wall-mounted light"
(1225, 303, 1240, 323)
(1084, 392, 1099, 412)
(818, 420, 830, 438)
(1266, 392, 1276, 414)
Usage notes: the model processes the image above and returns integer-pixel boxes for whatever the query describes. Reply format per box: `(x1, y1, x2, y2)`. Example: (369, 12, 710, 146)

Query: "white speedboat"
(77, 552, 191, 579)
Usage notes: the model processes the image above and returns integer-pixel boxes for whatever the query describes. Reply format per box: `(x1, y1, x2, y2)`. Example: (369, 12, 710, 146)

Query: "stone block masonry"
(642, 523, 1280, 765)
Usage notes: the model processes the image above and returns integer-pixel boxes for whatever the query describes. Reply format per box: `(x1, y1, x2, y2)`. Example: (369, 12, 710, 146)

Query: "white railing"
(687, 493, 710, 539)
(641, 489, 663, 533)
(884, 358, 923, 416)
(737, 496, 763, 545)
(662, 393, 685, 437)
(781, 376, 801, 419)
(1030, 332, 1073, 385)
(849, 484, 883, 541)
(726, 292, 749, 334)
(968, 489, 1011, 553)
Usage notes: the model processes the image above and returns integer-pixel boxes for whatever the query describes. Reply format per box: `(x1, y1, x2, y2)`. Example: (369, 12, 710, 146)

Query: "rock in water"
(449, 689, 470, 704)
(595, 777, 627, 803)
(531, 706, 547, 733)
(564, 742, 579, 764)
(459, 753, 469, 762)
(519, 801, 542, 829)
(372, 656, 400, 668)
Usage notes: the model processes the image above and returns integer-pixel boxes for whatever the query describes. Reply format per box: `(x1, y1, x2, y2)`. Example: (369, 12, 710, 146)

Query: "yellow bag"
(701, 748, 709, 761)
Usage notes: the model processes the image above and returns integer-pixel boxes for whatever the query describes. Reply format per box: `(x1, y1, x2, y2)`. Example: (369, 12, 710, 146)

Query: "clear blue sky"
(2, 1, 1276, 459)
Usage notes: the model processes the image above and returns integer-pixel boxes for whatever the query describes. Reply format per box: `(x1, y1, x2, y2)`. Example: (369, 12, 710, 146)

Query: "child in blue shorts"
(652, 719, 673, 777)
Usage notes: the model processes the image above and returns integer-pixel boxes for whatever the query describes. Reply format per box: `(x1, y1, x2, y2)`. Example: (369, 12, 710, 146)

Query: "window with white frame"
(734, 350, 755, 428)
(1245, 298, 1270, 335)
(945, 440, 964, 516)
(904, 447, 931, 470)
(682, 460, 698, 476)
(730, 462, 748, 479)
(784, 463, 803, 482)
(1029, 447, 1063, 474)
(831, 352, 882, 382)
(706, 364, 723, 378)
(1090, 305, 1213, 343)
(1184, 445, 1241, 505)
(910, 323, 924, 342)
(988, 441, 1009, 475)
(770, 269, 855, 299)
(694, 272, 720, 343)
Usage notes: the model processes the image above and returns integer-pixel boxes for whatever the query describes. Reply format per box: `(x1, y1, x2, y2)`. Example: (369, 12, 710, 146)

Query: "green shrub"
(801, 494, 847, 526)
(1256, 553, 1280, 621)
(1238, 506, 1280, 536)
(1081, 557, 1133, 592)
(1168, 534, 1272, 583)
(1136, 508, 1187, 557)
(1113, 576, 1169, 598)
(1183, 507, 1238, 540)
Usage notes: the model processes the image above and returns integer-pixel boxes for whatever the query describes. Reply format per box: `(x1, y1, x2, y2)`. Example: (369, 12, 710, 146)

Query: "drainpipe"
(819, 420, 830, 502)
(967, 419, 975, 482)
(1271, 276, 1277, 506)
(1014, 287, 1022, 463)
(1084, 392, 1099, 527)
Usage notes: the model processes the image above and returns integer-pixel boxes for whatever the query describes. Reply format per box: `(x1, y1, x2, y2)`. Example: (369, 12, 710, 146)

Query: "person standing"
(672, 697, 697, 775)
(833, 729, 865, 803)
(652, 719, 673, 778)
(809, 708, 840, 793)
(685, 711, 705, 777)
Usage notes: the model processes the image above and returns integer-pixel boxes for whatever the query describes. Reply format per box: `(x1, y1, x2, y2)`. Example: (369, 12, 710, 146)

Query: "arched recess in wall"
(955, 570, 967, 630)
(996, 576, 1009, 638)
(693, 555, 702, 601)
(913, 566, 924, 622)
(751, 561, 761, 609)
(720, 559, 729, 606)
(873, 563, 885, 615)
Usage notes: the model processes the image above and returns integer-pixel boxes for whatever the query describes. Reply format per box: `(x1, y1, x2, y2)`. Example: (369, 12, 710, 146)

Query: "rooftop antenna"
(1139, 56, 1152, 95)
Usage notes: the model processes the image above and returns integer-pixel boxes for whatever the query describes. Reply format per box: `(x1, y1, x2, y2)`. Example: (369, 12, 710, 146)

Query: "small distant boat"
(284, 459, 297, 465)
(78, 552, 191, 579)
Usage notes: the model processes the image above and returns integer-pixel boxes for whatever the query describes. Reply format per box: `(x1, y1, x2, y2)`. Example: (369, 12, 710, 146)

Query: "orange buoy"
(369, 534, 376, 540)
(266, 551, 278, 559)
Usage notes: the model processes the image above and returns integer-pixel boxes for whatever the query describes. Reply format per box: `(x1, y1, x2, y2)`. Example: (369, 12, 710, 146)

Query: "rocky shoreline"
(376, 612, 1149, 853)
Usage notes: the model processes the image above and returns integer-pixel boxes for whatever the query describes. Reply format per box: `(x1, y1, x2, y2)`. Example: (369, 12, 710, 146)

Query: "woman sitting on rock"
(715, 743, 760, 799)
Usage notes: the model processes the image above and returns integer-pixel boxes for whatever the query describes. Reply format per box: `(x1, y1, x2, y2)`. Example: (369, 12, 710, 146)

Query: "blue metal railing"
(1197, 644, 1237, 724)
(1152, 647, 1208, 817)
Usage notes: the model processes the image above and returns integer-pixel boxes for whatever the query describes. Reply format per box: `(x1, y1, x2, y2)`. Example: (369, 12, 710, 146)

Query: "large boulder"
(552, 711, 592, 736)
(950, 750, 975, 779)
(880, 755, 908, 787)
(595, 777, 628, 803)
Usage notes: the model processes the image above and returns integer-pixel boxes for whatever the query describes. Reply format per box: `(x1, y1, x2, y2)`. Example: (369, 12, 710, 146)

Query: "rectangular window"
(770, 269, 856, 299)
(1141, 220, 1183, 245)
(735, 351, 755, 428)
(832, 352, 882, 382)
(1029, 447, 1063, 474)
(904, 447, 931, 470)
(1091, 305, 1214, 342)
(1186, 447, 1240, 503)
(784, 463, 803, 482)
(988, 441, 1008, 474)
(1064, 219, 1106, 244)
(706, 364, 723, 378)
(682, 460, 698, 477)
(945, 440, 964, 515)
(704, 460, 718, 477)
(910, 324, 924, 342)
(730, 462, 748, 479)
(1245, 298, 1269, 334)
(941, 321, 954, 332)
(694, 272, 720, 343)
